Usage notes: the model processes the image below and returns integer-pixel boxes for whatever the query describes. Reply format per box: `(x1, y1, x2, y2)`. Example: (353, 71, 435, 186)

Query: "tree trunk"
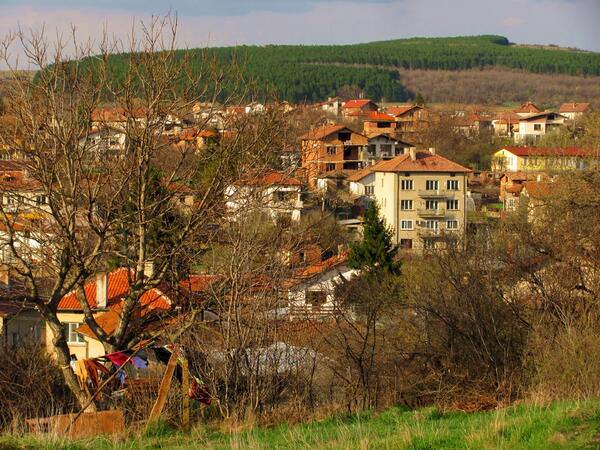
(47, 319, 97, 412)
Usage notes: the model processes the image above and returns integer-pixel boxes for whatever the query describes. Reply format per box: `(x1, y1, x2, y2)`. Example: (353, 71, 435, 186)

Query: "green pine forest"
(76, 35, 600, 103)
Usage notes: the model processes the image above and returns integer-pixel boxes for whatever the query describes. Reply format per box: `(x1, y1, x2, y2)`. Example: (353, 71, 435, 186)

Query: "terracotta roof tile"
(300, 125, 348, 141)
(343, 99, 376, 109)
(559, 102, 590, 113)
(285, 252, 349, 288)
(240, 171, 302, 187)
(514, 102, 541, 114)
(365, 112, 395, 122)
(386, 105, 421, 117)
(58, 268, 171, 311)
(372, 151, 471, 173)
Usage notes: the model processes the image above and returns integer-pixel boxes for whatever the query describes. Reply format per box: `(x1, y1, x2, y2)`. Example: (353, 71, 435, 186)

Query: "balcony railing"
(417, 227, 441, 236)
(417, 208, 446, 217)
(418, 189, 448, 198)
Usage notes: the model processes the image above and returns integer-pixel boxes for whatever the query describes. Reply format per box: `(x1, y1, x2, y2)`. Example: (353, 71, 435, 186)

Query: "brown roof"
(522, 181, 555, 199)
(346, 166, 374, 182)
(373, 151, 471, 173)
(386, 105, 422, 117)
(365, 111, 395, 122)
(514, 102, 541, 114)
(300, 125, 349, 141)
(240, 171, 302, 187)
(559, 102, 590, 113)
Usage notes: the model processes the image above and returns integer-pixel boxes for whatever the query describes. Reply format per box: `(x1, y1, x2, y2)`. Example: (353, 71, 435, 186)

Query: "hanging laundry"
(105, 350, 133, 367)
(131, 350, 149, 369)
(152, 347, 183, 383)
(73, 360, 90, 394)
(189, 377, 211, 405)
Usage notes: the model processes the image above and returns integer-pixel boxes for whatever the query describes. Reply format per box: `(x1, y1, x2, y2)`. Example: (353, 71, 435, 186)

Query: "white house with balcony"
(225, 171, 304, 222)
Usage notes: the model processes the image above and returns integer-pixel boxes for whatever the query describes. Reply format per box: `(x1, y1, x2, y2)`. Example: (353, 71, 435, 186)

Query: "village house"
(91, 107, 148, 130)
(285, 252, 357, 319)
(300, 125, 368, 188)
(53, 266, 174, 360)
(314, 97, 342, 116)
(491, 147, 599, 173)
(386, 105, 435, 143)
(0, 160, 49, 215)
(559, 102, 591, 121)
(492, 112, 521, 138)
(347, 166, 376, 198)
(225, 171, 304, 223)
(0, 273, 43, 350)
(341, 99, 379, 118)
(362, 111, 397, 136)
(365, 134, 412, 163)
(499, 172, 550, 212)
(515, 112, 567, 143)
(373, 148, 470, 252)
(514, 101, 542, 117)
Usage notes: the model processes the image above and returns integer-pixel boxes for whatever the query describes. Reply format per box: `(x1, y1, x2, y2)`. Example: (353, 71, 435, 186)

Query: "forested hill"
(81, 35, 600, 103)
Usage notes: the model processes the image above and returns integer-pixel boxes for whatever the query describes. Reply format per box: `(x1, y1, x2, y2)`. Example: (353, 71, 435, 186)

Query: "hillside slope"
(77, 35, 600, 103)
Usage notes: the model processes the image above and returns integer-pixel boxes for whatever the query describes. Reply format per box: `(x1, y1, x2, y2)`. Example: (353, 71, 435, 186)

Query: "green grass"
(3, 399, 600, 449)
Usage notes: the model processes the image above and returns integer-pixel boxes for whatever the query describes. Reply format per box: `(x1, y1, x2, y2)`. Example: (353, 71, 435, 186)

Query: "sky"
(0, 0, 599, 67)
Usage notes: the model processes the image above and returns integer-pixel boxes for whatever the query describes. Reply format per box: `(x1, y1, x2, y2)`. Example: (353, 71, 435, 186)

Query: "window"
(534, 124, 542, 131)
(446, 199, 459, 210)
(326, 146, 337, 155)
(425, 180, 439, 190)
(365, 185, 374, 196)
(446, 179, 459, 190)
(367, 144, 376, 155)
(400, 239, 412, 249)
(63, 323, 85, 344)
(425, 200, 439, 210)
(423, 238, 436, 250)
(307, 291, 327, 308)
(401, 179, 413, 190)
(507, 198, 516, 209)
(276, 191, 290, 202)
(325, 163, 336, 172)
(400, 200, 413, 210)
(400, 220, 413, 230)
(446, 220, 458, 229)
(425, 220, 439, 230)
(338, 132, 351, 141)
(35, 195, 48, 205)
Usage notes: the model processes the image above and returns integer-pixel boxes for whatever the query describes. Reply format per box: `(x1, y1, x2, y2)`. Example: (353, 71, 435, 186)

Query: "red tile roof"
(365, 112, 395, 122)
(522, 181, 555, 199)
(58, 268, 171, 311)
(372, 150, 471, 173)
(179, 274, 220, 294)
(346, 166, 374, 182)
(559, 102, 590, 113)
(500, 146, 596, 157)
(285, 252, 349, 288)
(343, 99, 376, 109)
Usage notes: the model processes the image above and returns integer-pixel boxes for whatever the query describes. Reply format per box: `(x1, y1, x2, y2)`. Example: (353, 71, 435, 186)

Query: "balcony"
(417, 208, 446, 218)
(418, 189, 448, 198)
(417, 227, 441, 237)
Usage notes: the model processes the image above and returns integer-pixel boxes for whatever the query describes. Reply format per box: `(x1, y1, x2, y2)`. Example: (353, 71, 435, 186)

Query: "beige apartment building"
(373, 149, 470, 252)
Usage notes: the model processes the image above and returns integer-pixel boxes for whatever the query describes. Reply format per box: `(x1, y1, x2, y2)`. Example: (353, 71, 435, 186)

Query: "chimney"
(409, 147, 417, 161)
(429, 147, 436, 155)
(96, 273, 108, 309)
(143, 261, 154, 279)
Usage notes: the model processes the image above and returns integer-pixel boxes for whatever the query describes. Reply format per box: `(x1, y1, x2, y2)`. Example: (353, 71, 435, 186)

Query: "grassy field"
(2, 399, 600, 449)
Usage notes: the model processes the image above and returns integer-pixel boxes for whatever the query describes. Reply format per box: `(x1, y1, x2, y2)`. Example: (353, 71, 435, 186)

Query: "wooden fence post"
(182, 358, 190, 431)
(147, 347, 178, 426)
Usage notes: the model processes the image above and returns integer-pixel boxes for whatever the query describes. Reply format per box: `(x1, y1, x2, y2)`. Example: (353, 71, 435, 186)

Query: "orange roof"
(559, 102, 590, 113)
(343, 99, 376, 109)
(179, 274, 220, 294)
(365, 111, 395, 122)
(346, 166, 374, 182)
(494, 112, 521, 124)
(500, 146, 595, 157)
(58, 268, 171, 311)
(300, 125, 349, 141)
(514, 102, 541, 114)
(285, 253, 349, 288)
(523, 181, 555, 199)
(373, 150, 471, 173)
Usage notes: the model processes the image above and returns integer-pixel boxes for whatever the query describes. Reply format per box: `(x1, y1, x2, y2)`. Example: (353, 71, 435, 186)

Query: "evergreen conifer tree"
(348, 202, 400, 275)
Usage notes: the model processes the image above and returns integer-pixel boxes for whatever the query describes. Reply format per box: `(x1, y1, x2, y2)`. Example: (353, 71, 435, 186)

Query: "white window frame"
(401, 179, 413, 190)
(64, 322, 85, 344)
(446, 180, 459, 190)
(446, 199, 459, 210)
(446, 220, 459, 230)
(425, 180, 439, 190)
(425, 220, 439, 230)
(425, 200, 439, 210)
(400, 220, 413, 230)
(400, 200, 413, 210)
